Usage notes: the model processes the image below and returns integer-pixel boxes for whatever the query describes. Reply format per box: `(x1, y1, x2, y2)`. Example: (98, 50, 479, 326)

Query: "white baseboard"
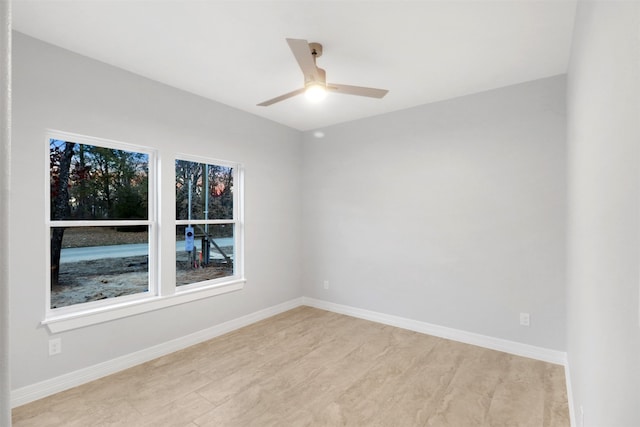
(13, 295, 571, 420)
(302, 297, 568, 365)
(11, 297, 305, 408)
(304, 297, 574, 427)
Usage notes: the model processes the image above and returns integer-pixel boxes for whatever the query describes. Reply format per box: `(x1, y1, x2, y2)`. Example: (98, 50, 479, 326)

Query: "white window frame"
(42, 131, 245, 334)
(44, 130, 158, 325)
(174, 153, 244, 293)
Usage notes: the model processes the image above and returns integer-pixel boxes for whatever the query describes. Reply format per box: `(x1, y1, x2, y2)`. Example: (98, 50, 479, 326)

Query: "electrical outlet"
(49, 338, 62, 356)
(323, 280, 329, 290)
(519, 312, 530, 327)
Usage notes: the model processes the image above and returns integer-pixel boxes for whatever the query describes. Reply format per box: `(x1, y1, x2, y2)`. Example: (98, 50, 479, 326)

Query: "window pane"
(50, 139, 149, 220)
(175, 160, 233, 221)
(176, 223, 234, 286)
(51, 226, 149, 308)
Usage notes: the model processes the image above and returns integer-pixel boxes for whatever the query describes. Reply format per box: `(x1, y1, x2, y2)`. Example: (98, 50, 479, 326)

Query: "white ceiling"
(12, 0, 577, 131)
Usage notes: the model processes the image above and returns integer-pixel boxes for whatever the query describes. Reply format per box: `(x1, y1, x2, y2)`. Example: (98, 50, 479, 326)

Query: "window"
(175, 156, 242, 289)
(44, 131, 244, 332)
(47, 133, 155, 312)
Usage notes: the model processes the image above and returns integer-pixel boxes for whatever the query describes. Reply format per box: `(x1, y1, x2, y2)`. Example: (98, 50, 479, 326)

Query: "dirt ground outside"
(52, 227, 233, 308)
(61, 226, 149, 248)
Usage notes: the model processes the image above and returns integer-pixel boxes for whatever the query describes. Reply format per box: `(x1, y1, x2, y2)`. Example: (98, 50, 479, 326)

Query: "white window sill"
(42, 279, 246, 334)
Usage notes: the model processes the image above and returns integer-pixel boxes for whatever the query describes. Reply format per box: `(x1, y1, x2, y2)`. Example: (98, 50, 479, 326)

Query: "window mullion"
(175, 219, 236, 226)
(49, 220, 151, 227)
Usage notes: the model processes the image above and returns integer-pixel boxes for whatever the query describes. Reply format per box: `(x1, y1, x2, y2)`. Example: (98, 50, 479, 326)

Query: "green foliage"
(49, 139, 149, 220)
(113, 185, 146, 219)
(175, 160, 233, 221)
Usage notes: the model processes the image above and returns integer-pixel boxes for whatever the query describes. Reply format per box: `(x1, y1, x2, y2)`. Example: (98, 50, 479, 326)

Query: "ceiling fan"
(257, 38, 389, 107)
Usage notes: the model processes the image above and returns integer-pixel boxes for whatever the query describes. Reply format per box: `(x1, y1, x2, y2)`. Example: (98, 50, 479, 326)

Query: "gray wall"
(302, 76, 567, 351)
(10, 33, 302, 389)
(1, 2, 11, 425)
(566, 1, 640, 425)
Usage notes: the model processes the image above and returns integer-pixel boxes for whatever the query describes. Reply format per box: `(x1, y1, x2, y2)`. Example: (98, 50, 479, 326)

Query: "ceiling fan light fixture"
(257, 38, 388, 107)
(305, 82, 327, 102)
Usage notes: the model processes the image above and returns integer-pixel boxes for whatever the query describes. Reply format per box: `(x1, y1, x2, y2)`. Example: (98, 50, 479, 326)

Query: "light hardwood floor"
(12, 306, 569, 426)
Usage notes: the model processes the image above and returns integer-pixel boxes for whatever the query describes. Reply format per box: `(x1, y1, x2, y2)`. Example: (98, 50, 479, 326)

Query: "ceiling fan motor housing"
(306, 67, 327, 87)
(306, 42, 326, 88)
(308, 42, 323, 58)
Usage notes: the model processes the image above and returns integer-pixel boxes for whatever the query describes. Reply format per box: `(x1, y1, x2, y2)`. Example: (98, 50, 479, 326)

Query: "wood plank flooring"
(12, 306, 569, 426)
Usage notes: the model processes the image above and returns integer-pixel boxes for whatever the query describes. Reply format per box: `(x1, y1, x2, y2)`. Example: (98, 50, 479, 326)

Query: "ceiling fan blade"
(328, 84, 388, 99)
(257, 87, 305, 106)
(286, 38, 320, 82)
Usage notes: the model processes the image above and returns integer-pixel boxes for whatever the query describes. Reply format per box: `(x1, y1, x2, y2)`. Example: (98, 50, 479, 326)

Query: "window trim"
(42, 279, 245, 333)
(41, 131, 246, 333)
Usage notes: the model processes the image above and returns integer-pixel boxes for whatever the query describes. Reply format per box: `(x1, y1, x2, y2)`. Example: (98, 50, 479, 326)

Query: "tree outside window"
(175, 158, 238, 287)
(48, 137, 153, 309)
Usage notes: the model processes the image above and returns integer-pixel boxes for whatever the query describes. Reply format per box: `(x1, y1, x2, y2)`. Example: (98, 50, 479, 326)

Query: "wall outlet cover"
(519, 312, 530, 327)
(49, 338, 62, 356)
